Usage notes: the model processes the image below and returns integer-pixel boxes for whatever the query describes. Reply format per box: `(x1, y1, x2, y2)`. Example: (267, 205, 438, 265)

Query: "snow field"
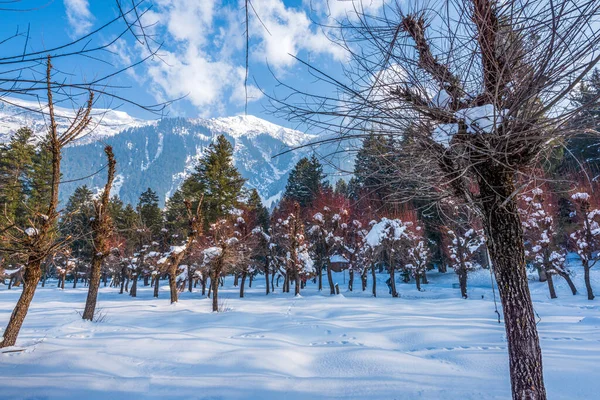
(0, 268, 599, 400)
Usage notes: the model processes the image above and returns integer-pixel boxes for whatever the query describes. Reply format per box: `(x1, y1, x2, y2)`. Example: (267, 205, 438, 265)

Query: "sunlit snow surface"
(0, 266, 599, 399)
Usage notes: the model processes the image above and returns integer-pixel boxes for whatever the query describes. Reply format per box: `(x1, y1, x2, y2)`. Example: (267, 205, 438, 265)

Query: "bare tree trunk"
(361, 269, 368, 291)
(556, 271, 577, 295)
(326, 262, 335, 295)
(264, 261, 270, 295)
(415, 273, 421, 291)
(458, 267, 468, 299)
(119, 270, 125, 294)
(537, 267, 548, 283)
(348, 269, 354, 291)
(249, 273, 253, 288)
(153, 276, 159, 298)
(271, 271, 275, 292)
(201, 277, 206, 296)
(546, 272, 557, 299)
(1, 263, 42, 347)
(211, 271, 219, 312)
(83, 257, 104, 320)
(583, 263, 594, 300)
(83, 146, 116, 320)
(317, 264, 323, 291)
(130, 275, 138, 298)
(240, 271, 247, 298)
(234, 273, 239, 287)
(73, 265, 78, 288)
(168, 264, 178, 304)
(371, 263, 377, 297)
(389, 266, 398, 298)
(294, 268, 301, 296)
(480, 170, 546, 400)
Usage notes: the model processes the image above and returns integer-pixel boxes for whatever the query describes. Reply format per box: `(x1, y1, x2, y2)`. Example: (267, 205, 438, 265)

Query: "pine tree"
(566, 69, 600, 176)
(334, 179, 348, 197)
(62, 185, 95, 255)
(0, 127, 35, 226)
(181, 135, 245, 225)
(137, 188, 163, 236)
(284, 155, 326, 207)
(353, 133, 396, 210)
(247, 189, 269, 230)
(28, 134, 54, 211)
(164, 189, 188, 237)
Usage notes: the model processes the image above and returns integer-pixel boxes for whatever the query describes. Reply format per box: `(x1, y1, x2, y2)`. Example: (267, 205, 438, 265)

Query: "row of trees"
(4, 130, 598, 308)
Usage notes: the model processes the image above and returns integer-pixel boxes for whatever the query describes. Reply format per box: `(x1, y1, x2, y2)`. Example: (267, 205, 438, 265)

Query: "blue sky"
(0, 0, 382, 127)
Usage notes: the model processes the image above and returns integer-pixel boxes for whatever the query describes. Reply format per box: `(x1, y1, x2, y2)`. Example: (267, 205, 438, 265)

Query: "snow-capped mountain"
(0, 99, 320, 208)
(0, 97, 151, 144)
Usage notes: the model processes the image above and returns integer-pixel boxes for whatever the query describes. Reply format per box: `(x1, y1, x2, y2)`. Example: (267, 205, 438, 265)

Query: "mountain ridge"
(0, 99, 319, 208)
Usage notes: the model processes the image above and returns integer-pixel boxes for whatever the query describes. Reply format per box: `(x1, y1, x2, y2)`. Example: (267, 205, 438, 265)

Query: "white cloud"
(64, 0, 94, 37)
(120, 0, 383, 116)
(249, 0, 348, 70)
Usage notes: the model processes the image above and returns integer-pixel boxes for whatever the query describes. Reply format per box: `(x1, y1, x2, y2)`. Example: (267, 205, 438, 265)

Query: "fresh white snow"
(0, 266, 598, 399)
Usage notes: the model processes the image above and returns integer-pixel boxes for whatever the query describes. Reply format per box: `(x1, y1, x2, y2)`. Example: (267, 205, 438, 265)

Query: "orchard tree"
(569, 191, 600, 300)
(520, 188, 577, 298)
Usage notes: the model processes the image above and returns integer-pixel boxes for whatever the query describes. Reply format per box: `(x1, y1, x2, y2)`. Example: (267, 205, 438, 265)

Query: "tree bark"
(73, 265, 78, 288)
(153, 275, 159, 298)
(326, 261, 335, 295)
(240, 271, 247, 298)
(1, 263, 41, 347)
(168, 264, 178, 304)
(458, 267, 468, 299)
(371, 263, 377, 297)
(546, 272, 556, 299)
(83, 257, 104, 320)
(537, 267, 548, 283)
(389, 266, 398, 298)
(130, 274, 138, 298)
(211, 272, 219, 312)
(556, 270, 577, 295)
(584, 264, 594, 300)
(317, 264, 323, 291)
(264, 260, 270, 295)
(348, 269, 354, 291)
(480, 169, 546, 400)
(295, 269, 301, 296)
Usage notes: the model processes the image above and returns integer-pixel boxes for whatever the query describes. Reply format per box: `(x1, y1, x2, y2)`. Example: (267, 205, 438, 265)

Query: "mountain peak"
(195, 114, 316, 148)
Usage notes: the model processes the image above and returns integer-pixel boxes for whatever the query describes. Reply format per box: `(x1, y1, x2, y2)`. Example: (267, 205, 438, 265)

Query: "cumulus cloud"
(120, 0, 383, 116)
(64, 0, 94, 37)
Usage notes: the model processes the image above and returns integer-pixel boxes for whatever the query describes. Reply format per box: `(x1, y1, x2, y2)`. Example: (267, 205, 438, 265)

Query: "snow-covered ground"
(0, 267, 599, 400)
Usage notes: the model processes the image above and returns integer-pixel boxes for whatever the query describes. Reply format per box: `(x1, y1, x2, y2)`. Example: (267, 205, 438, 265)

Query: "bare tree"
(82, 146, 116, 320)
(157, 198, 203, 304)
(269, 1, 600, 397)
(0, 57, 93, 347)
(569, 191, 600, 300)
